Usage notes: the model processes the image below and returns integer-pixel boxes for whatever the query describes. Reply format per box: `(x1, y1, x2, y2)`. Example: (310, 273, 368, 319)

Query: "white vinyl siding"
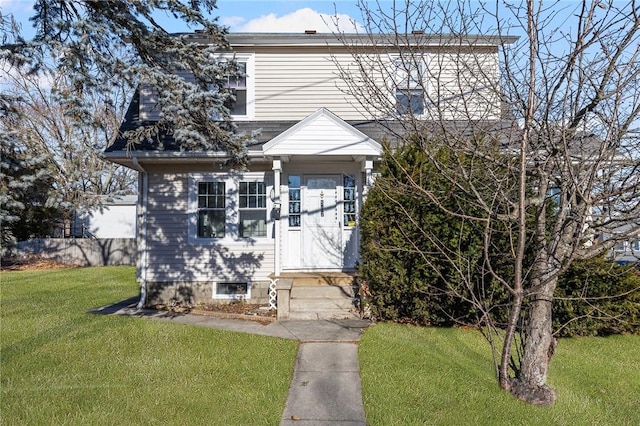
(139, 55, 255, 121)
(142, 170, 274, 283)
(262, 108, 381, 157)
(137, 44, 502, 124)
(252, 51, 367, 120)
(249, 49, 500, 121)
(426, 50, 500, 121)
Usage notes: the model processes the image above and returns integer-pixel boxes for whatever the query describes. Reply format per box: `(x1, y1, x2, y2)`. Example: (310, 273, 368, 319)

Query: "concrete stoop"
(289, 284, 360, 320)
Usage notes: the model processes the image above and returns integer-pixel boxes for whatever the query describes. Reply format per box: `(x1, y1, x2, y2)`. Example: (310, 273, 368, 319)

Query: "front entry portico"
(263, 107, 381, 276)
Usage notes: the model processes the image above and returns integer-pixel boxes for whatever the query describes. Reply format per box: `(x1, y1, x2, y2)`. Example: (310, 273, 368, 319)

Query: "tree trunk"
(510, 278, 558, 406)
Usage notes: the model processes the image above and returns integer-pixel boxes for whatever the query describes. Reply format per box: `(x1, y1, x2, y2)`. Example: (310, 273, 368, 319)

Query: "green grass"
(359, 323, 640, 426)
(1, 266, 299, 425)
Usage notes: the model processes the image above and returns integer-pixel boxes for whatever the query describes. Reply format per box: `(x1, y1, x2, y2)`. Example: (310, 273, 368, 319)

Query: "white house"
(73, 195, 138, 239)
(104, 32, 515, 319)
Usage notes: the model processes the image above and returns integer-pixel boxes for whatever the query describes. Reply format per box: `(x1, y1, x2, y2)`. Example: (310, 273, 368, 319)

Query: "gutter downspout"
(131, 157, 148, 309)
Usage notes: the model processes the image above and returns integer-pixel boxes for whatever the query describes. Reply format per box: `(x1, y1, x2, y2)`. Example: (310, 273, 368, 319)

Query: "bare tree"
(333, 0, 640, 405)
(1, 1, 243, 245)
(1, 64, 137, 215)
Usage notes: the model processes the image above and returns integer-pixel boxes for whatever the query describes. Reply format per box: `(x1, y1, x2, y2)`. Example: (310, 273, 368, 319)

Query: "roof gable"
(262, 108, 382, 157)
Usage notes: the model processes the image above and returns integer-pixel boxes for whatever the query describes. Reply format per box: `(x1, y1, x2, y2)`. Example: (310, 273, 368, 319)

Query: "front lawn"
(1, 266, 298, 425)
(359, 323, 640, 425)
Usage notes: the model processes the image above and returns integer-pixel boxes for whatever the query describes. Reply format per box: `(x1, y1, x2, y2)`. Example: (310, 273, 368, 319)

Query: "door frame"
(302, 174, 342, 269)
(281, 169, 361, 272)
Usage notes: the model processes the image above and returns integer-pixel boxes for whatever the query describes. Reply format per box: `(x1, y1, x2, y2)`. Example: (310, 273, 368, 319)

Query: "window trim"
(212, 52, 255, 121)
(213, 281, 251, 301)
(388, 53, 430, 117)
(238, 181, 268, 238)
(189, 172, 271, 244)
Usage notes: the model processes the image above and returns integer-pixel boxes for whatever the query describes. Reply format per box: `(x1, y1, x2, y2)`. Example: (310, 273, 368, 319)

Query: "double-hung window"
(197, 182, 226, 238)
(213, 53, 254, 120)
(392, 55, 425, 115)
(225, 61, 247, 116)
(239, 181, 267, 238)
(190, 173, 269, 242)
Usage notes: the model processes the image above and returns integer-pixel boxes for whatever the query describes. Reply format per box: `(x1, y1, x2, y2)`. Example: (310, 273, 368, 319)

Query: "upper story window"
(392, 55, 426, 115)
(216, 53, 255, 120)
(225, 61, 247, 116)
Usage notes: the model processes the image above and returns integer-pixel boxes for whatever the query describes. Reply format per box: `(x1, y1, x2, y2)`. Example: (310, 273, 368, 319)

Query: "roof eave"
(179, 32, 519, 48)
(103, 150, 269, 167)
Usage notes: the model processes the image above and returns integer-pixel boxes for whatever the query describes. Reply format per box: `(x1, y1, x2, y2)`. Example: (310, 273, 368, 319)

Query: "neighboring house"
(72, 195, 138, 239)
(608, 224, 640, 265)
(104, 32, 514, 319)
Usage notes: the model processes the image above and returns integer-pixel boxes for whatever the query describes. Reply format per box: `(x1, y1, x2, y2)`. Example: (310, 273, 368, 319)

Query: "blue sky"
(0, 0, 370, 35)
(1, 1, 593, 39)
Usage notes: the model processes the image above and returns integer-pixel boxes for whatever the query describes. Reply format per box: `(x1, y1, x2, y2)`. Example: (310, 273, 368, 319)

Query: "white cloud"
(220, 15, 246, 28)
(232, 8, 363, 33)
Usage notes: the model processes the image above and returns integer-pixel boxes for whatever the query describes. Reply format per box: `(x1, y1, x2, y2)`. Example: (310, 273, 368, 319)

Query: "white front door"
(303, 175, 342, 268)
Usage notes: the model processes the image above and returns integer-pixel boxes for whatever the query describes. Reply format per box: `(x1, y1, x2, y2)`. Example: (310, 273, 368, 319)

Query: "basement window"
(213, 282, 251, 300)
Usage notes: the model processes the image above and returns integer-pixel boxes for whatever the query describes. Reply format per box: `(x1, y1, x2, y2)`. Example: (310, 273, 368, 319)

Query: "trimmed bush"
(554, 256, 640, 336)
(359, 142, 508, 326)
(359, 143, 640, 337)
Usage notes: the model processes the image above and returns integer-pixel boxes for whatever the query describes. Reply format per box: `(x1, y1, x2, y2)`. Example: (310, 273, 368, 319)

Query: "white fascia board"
(262, 108, 382, 157)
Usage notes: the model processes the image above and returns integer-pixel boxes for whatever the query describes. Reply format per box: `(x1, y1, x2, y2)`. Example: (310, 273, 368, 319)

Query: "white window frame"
(343, 174, 357, 228)
(212, 52, 255, 121)
(213, 281, 251, 301)
(196, 180, 228, 239)
(238, 178, 268, 239)
(188, 172, 271, 244)
(388, 53, 430, 117)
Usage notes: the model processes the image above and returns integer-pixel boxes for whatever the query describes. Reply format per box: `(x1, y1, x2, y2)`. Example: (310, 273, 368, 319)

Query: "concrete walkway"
(93, 299, 371, 425)
(280, 342, 366, 425)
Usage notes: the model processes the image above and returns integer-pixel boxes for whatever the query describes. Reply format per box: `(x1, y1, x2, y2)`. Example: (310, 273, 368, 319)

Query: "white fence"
(17, 238, 136, 267)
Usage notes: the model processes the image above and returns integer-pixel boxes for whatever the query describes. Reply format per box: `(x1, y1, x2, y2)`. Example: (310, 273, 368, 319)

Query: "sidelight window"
(288, 175, 301, 227)
(343, 175, 356, 227)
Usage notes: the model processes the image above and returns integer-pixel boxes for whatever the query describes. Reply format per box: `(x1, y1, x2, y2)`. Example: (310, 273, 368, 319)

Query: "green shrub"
(554, 256, 640, 336)
(359, 142, 640, 337)
(359, 142, 508, 326)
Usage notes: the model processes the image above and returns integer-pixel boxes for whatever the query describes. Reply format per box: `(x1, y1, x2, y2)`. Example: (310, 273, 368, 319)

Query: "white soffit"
(262, 108, 382, 157)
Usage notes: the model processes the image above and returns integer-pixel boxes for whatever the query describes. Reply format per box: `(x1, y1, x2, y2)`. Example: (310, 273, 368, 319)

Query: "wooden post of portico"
(363, 159, 373, 196)
(270, 158, 291, 317)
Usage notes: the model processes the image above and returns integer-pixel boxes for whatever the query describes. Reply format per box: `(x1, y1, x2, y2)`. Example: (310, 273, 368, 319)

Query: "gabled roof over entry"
(262, 108, 382, 157)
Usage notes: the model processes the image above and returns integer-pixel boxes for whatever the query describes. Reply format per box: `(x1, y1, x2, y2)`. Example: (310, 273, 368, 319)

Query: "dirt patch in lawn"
(152, 302, 277, 324)
(1, 255, 74, 271)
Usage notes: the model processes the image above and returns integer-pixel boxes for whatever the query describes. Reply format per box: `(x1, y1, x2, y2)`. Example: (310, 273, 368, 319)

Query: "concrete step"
(275, 272, 357, 287)
(290, 297, 355, 311)
(288, 310, 361, 320)
(290, 285, 357, 299)
(288, 285, 359, 320)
